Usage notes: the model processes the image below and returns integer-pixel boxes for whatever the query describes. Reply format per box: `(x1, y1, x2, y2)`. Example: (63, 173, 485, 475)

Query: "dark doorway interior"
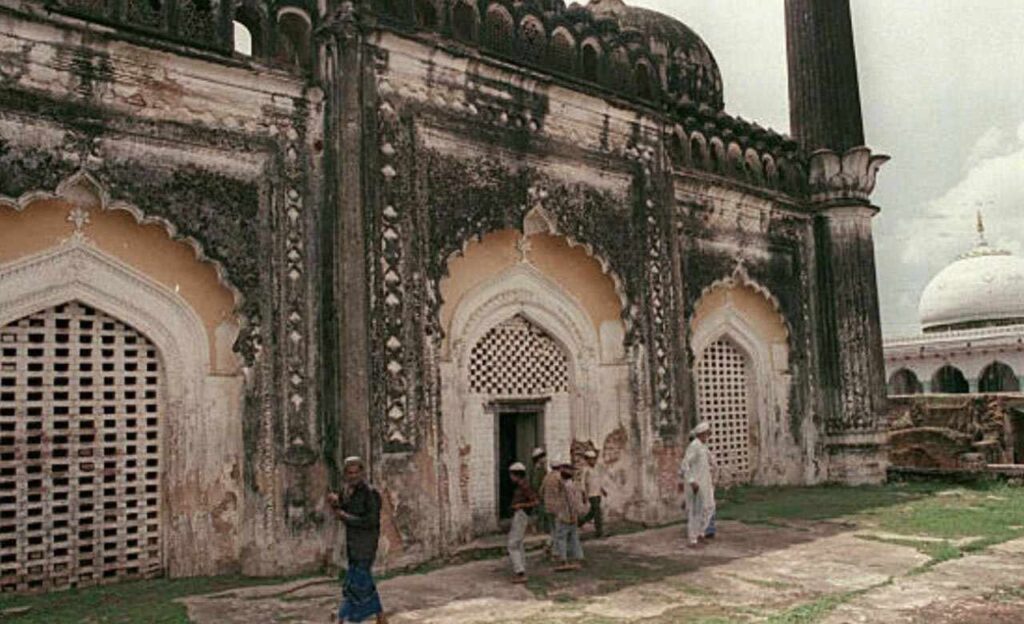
(496, 404, 543, 520)
(1011, 409, 1024, 464)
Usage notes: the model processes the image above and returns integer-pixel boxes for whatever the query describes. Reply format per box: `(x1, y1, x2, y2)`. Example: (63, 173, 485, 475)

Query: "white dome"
(919, 241, 1024, 331)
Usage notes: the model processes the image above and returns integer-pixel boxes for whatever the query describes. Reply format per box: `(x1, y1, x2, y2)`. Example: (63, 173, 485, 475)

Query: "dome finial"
(976, 209, 986, 244)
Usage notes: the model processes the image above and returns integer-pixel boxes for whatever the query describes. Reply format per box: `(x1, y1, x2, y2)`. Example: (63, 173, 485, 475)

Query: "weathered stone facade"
(0, 0, 888, 589)
(886, 395, 1024, 469)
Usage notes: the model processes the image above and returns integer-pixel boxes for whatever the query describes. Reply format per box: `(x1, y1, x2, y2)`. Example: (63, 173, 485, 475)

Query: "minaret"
(785, 0, 865, 152)
(785, 0, 889, 483)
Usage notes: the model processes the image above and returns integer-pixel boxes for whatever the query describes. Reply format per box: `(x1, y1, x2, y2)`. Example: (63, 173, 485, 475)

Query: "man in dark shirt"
(328, 456, 386, 624)
(507, 462, 539, 583)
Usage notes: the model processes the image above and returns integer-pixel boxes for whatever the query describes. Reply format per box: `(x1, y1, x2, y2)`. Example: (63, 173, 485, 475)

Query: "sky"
(629, 0, 1024, 338)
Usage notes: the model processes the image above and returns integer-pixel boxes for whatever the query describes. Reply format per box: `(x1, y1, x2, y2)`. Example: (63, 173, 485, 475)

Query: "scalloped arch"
(690, 263, 791, 342)
(439, 226, 631, 333)
(0, 170, 245, 312)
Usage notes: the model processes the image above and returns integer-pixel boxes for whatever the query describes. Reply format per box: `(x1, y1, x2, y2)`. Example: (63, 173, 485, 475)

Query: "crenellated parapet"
(42, 0, 316, 71)
(665, 107, 807, 196)
(368, 0, 724, 111)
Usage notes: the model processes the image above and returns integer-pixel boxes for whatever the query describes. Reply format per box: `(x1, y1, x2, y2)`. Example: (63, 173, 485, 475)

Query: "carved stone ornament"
(808, 146, 889, 204)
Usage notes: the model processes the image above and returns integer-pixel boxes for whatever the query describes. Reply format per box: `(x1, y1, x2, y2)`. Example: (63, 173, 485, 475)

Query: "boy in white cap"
(680, 422, 716, 548)
(543, 457, 589, 571)
(507, 462, 539, 583)
(577, 449, 607, 537)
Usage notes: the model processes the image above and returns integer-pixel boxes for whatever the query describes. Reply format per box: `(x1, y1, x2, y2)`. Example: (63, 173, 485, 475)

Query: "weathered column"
(786, 0, 889, 483)
(319, 1, 372, 480)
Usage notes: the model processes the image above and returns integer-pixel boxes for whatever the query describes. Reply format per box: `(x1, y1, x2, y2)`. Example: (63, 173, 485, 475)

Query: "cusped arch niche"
(0, 173, 246, 577)
(439, 228, 628, 365)
(0, 171, 243, 374)
(437, 226, 630, 533)
(689, 267, 792, 485)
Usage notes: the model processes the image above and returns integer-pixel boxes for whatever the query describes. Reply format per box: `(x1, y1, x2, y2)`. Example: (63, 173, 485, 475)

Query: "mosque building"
(0, 0, 889, 592)
(885, 215, 1024, 396)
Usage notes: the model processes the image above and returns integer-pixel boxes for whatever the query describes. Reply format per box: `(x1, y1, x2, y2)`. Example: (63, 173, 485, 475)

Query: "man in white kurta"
(682, 422, 715, 547)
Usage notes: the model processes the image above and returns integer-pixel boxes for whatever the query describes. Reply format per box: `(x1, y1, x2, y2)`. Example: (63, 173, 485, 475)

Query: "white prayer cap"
(343, 456, 365, 468)
(508, 462, 527, 472)
(552, 457, 574, 469)
(583, 450, 598, 459)
(531, 447, 547, 460)
(692, 422, 710, 435)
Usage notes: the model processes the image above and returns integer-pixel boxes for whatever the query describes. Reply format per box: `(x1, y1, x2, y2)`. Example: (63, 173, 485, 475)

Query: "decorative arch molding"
(0, 239, 241, 576)
(0, 170, 244, 311)
(440, 199, 631, 331)
(691, 302, 775, 380)
(691, 262, 792, 344)
(446, 262, 601, 377)
(0, 241, 210, 387)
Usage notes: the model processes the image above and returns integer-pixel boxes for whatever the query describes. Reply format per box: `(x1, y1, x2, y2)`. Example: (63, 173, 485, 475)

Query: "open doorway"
(495, 401, 545, 520)
(1011, 408, 1024, 464)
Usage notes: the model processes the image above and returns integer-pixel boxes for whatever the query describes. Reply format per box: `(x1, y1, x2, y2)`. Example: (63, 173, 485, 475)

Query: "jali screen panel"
(695, 338, 752, 484)
(0, 302, 162, 592)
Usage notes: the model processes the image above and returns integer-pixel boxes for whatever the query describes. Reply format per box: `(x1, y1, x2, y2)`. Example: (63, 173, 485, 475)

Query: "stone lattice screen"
(0, 302, 162, 592)
(695, 338, 752, 484)
(468, 314, 569, 396)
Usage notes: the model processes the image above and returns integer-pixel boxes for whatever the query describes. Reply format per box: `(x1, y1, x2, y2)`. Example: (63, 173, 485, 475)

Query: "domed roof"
(586, 0, 724, 109)
(918, 217, 1024, 332)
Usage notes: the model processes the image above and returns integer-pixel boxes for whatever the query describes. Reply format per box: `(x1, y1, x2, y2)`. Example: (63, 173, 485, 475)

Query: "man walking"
(529, 448, 551, 537)
(543, 457, 589, 571)
(681, 422, 715, 548)
(327, 456, 387, 624)
(507, 462, 539, 583)
(577, 449, 607, 537)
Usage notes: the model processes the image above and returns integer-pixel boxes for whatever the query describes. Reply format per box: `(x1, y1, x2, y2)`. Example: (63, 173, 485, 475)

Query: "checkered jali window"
(0, 302, 162, 593)
(468, 314, 568, 396)
(695, 338, 751, 483)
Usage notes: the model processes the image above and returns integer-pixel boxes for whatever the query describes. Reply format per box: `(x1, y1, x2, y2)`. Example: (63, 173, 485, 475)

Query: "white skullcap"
(531, 447, 547, 459)
(343, 456, 365, 468)
(552, 457, 574, 469)
(508, 462, 527, 472)
(692, 422, 710, 435)
(583, 450, 598, 459)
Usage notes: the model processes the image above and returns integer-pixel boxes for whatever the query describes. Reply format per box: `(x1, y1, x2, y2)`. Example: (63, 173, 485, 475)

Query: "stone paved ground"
(179, 520, 1024, 623)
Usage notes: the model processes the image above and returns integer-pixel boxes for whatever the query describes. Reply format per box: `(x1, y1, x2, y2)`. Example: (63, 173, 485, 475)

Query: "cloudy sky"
(630, 0, 1024, 338)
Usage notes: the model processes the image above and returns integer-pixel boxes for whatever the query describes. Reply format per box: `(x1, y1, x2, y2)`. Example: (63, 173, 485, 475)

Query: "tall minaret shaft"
(785, 0, 865, 152)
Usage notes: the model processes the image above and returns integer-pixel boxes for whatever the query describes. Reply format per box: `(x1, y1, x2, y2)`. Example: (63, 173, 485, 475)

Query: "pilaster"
(319, 1, 373, 479)
(810, 147, 889, 483)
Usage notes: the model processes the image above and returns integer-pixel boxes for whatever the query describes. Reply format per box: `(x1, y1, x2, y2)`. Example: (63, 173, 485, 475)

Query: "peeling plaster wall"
(0, 5, 329, 579)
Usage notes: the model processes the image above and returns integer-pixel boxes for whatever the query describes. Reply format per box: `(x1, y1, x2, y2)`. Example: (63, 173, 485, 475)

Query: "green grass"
(716, 482, 946, 525)
(0, 575, 304, 623)
(763, 591, 856, 624)
(873, 485, 1024, 542)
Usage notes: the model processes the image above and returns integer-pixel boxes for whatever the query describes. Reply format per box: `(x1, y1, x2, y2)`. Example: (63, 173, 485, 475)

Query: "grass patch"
(717, 482, 945, 525)
(0, 575, 306, 624)
(873, 484, 1024, 543)
(764, 592, 851, 624)
(856, 534, 962, 566)
(763, 579, 892, 624)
